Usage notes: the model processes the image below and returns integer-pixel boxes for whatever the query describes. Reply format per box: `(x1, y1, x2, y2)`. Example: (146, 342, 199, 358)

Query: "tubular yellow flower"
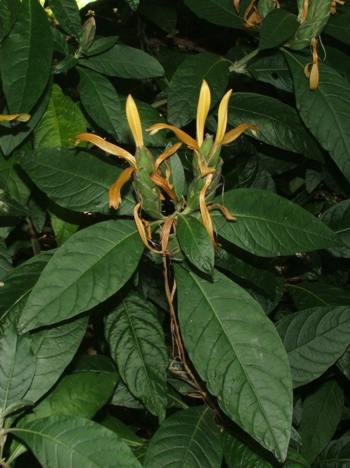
(126, 95, 144, 148)
(109, 167, 135, 209)
(196, 80, 211, 148)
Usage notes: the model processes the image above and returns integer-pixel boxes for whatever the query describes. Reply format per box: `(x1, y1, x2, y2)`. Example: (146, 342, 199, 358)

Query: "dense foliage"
(1, 0, 350, 466)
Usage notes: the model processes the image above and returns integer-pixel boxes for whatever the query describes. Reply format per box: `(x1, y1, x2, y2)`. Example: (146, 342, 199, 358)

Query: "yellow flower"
(0, 113, 30, 123)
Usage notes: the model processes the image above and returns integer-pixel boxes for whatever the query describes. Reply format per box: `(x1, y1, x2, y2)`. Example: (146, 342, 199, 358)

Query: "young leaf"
(12, 416, 142, 468)
(167, 52, 230, 127)
(18, 220, 144, 332)
(259, 9, 299, 51)
(214, 189, 337, 257)
(48, 0, 82, 40)
(79, 45, 164, 79)
(285, 52, 350, 183)
(277, 306, 350, 388)
(78, 67, 121, 139)
(175, 265, 293, 462)
(144, 406, 223, 468)
(176, 214, 214, 275)
(300, 380, 344, 463)
(105, 294, 168, 419)
(34, 84, 87, 149)
(0, 0, 53, 113)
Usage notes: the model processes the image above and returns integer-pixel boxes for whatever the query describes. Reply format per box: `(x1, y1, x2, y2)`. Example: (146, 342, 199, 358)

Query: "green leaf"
(168, 52, 230, 127)
(184, 0, 243, 29)
(285, 52, 350, 182)
(214, 189, 337, 257)
(34, 84, 87, 149)
(277, 306, 350, 388)
(79, 45, 164, 79)
(23, 368, 118, 422)
(288, 281, 350, 310)
(18, 220, 144, 332)
(326, 12, 350, 46)
(300, 381, 344, 463)
(144, 406, 223, 468)
(125, 0, 140, 11)
(317, 437, 350, 467)
(0, 188, 27, 218)
(83, 36, 119, 57)
(228, 93, 321, 159)
(223, 432, 272, 468)
(0, 321, 35, 414)
(105, 294, 168, 419)
(78, 67, 121, 139)
(111, 381, 144, 410)
(249, 52, 293, 93)
(0, 0, 16, 42)
(20, 148, 133, 214)
(48, 0, 82, 39)
(321, 200, 350, 257)
(0, 239, 12, 280)
(289, 0, 332, 50)
(50, 213, 79, 246)
(176, 214, 214, 275)
(25, 316, 88, 403)
(259, 9, 299, 51)
(12, 416, 142, 467)
(175, 265, 293, 462)
(0, 0, 53, 113)
(101, 414, 144, 448)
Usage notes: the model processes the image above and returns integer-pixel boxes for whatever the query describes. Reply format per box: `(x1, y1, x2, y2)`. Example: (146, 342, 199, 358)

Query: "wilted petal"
(126, 95, 144, 148)
(199, 174, 215, 244)
(133, 202, 161, 254)
(109, 167, 135, 209)
(150, 173, 177, 201)
(221, 124, 258, 145)
(75, 133, 137, 168)
(154, 142, 182, 171)
(215, 89, 232, 144)
(196, 80, 211, 148)
(147, 123, 198, 150)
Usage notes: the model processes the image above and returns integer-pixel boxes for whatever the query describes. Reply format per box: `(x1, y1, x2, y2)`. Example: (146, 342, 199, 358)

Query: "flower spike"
(196, 80, 211, 148)
(126, 95, 144, 148)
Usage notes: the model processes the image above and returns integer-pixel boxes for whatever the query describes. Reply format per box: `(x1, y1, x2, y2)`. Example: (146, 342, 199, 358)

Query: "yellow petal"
(150, 173, 177, 201)
(147, 123, 198, 150)
(199, 174, 215, 244)
(154, 142, 182, 171)
(109, 167, 135, 209)
(133, 202, 161, 254)
(126, 95, 144, 148)
(233, 0, 241, 12)
(215, 89, 232, 144)
(75, 133, 137, 168)
(221, 124, 258, 145)
(0, 113, 31, 122)
(196, 80, 211, 148)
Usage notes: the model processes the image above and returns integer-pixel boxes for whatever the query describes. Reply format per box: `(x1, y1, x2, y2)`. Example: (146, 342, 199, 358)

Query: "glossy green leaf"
(326, 12, 350, 46)
(317, 437, 350, 467)
(48, 0, 82, 39)
(259, 9, 298, 51)
(111, 381, 145, 410)
(277, 306, 350, 388)
(322, 200, 350, 257)
(34, 84, 87, 149)
(25, 316, 88, 403)
(78, 67, 121, 139)
(0, 321, 35, 414)
(12, 416, 142, 468)
(50, 213, 79, 246)
(168, 52, 230, 127)
(79, 44, 164, 79)
(105, 294, 168, 419)
(0, 0, 53, 113)
(84, 36, 119, 57)
(0, 0, 16, 42)
(300, 380, 344, 463)
(223, 432, 272, 468)
(184, 0, 243, 28)
(144, 406, 223, 468)
(285, 52, 350, 182)
(18, 220, 144, 332)
(228, 93, 321, 159)
(101, 414, 144, 448)
(175, 265, 293, 462)
(249, 52, 293, 93)
(214, 189, 337, 257)
(289, 0, 332, 50)
(288, 281, 350, 310)
(19, 148, 133, 214)
(177, 214, 214, 275)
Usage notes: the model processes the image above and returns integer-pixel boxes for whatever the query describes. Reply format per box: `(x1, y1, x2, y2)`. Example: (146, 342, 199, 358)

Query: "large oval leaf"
(12, 416, 141, 468)
(18, 220, 144, 333)
(277, 306, 350, 388)
(105, 294, 168, 419)
(285, 52, 350, 183)
(144, 406, 223, 468)
(214, 189, 337, 256)
(175, 265, 293, 462)
(0, 0, 53, 113)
